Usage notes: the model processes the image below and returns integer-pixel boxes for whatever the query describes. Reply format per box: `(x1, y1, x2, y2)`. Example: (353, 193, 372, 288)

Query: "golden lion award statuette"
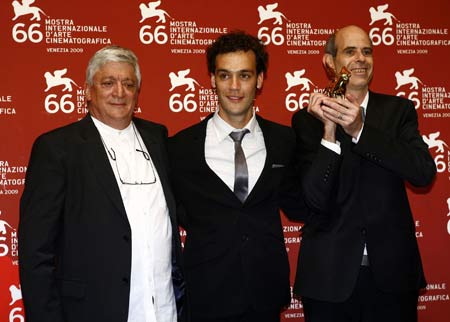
(324, 66, 351, 98)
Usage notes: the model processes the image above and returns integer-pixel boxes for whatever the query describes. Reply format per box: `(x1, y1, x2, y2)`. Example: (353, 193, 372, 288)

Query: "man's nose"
(355, 50, 366, 61)
(112, 81, 126, 96)
(230, 75, 240, 89)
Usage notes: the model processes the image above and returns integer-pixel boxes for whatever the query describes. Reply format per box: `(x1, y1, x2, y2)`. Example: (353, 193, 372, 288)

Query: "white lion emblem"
(9, 285, 22, 306)
(0, 220, 14, 235)
(369, 4, 398, 26)
(394, 68, 423, 90)
(169, 69, 200, 92)
(44, 68, 79, 92)
(12, 0, 47, 21)
(285, 69, 316, 91)
(257, 3, 289, 25)
(422, 131, 448, 153)
(139, 1, 172, 23)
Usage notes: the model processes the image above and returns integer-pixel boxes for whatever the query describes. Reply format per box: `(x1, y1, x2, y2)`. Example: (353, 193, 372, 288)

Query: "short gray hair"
(85, 45, 141, 88)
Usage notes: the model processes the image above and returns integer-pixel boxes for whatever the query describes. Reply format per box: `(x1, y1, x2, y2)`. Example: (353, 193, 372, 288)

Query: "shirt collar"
(91, 115, 133, 137)
(211, 110, 257, 143)
(361, 92, 369, 111)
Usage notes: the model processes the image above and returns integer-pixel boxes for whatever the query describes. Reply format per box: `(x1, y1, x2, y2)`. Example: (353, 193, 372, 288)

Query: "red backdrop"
(1, 1, 449, 321)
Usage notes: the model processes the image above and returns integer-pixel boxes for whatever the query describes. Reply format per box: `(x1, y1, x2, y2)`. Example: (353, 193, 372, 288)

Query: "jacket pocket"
(58, 279, 86, 299)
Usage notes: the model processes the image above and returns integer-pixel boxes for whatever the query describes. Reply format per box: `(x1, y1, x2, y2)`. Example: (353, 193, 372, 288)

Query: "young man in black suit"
(19, 45, 185, 322)
(169, 31, 305, 322)
(292, 25, 436, 322)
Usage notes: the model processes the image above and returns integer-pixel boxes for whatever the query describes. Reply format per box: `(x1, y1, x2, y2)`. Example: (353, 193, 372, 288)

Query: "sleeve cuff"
(321, 139, 341, 155)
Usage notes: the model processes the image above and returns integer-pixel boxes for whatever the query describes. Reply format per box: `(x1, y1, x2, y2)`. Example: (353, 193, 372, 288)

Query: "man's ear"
(323, 54, 336, 79)
(256, 72, 264, 90)
(84, 83, 91, 100)
(210, 73, 216, 89)
(323, 54, 335, 71)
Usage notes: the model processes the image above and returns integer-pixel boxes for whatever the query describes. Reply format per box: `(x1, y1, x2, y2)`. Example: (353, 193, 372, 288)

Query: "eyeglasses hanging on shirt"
(100, 123, 157, 185)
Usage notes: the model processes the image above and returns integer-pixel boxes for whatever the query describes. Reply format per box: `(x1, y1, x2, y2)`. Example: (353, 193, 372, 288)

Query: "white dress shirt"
(92, 116, 176, 322)
(205, 111, 266, 195)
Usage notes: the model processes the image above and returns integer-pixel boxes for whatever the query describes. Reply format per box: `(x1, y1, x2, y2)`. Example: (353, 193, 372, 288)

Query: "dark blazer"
(169, 114, 305, 318)
(19, 115, 184, 322)
(291, 92, 436, 302)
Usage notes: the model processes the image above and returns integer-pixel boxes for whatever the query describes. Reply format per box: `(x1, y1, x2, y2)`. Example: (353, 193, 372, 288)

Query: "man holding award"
(291, 25, 436, 322)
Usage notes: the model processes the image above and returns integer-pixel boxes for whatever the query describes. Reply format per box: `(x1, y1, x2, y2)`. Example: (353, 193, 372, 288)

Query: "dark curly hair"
(206, 30, 268, 75)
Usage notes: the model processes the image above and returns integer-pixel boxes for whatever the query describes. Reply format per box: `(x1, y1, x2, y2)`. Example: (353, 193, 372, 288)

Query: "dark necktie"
(229, 129, 250, 203)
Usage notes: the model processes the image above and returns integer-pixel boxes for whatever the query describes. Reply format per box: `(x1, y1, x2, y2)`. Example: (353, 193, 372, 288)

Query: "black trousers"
(302, 266, 418, 322)
(193, 308, 281, 322)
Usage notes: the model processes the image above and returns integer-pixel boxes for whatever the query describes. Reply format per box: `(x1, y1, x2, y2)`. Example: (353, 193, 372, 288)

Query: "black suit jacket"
(291, 92, 436, 302)
(169, 114, 305, 318)
(19, 115, 184, 322)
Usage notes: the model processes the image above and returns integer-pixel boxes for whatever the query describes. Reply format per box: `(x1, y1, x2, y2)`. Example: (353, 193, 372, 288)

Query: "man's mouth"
(351, 68, 367, 74)
(227, 95, 243, 102)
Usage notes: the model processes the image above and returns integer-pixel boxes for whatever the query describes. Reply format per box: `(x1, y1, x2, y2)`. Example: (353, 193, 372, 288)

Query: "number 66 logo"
(45, 94, 75, 114)
(12, 23, 43, 43)
(369, 27, 395, 46)
(169, 93, 198, 112)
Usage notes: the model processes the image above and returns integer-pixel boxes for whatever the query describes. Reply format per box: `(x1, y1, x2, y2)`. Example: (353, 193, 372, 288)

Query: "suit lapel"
(189, 117, 211, 169)
(245, 115, 272, 204)
(364, 91, 383, 130)
(79, 116, 128, 221)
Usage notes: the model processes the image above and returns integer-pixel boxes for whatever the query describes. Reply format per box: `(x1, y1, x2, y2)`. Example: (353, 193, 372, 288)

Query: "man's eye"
(101, 82, 113, 87)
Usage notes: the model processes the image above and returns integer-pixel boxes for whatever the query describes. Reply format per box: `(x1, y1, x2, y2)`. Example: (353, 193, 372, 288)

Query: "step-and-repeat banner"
(1, 0, 449, 321)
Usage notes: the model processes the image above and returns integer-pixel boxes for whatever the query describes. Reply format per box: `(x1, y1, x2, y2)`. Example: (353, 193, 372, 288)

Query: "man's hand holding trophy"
(324, 66, 351, 98)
